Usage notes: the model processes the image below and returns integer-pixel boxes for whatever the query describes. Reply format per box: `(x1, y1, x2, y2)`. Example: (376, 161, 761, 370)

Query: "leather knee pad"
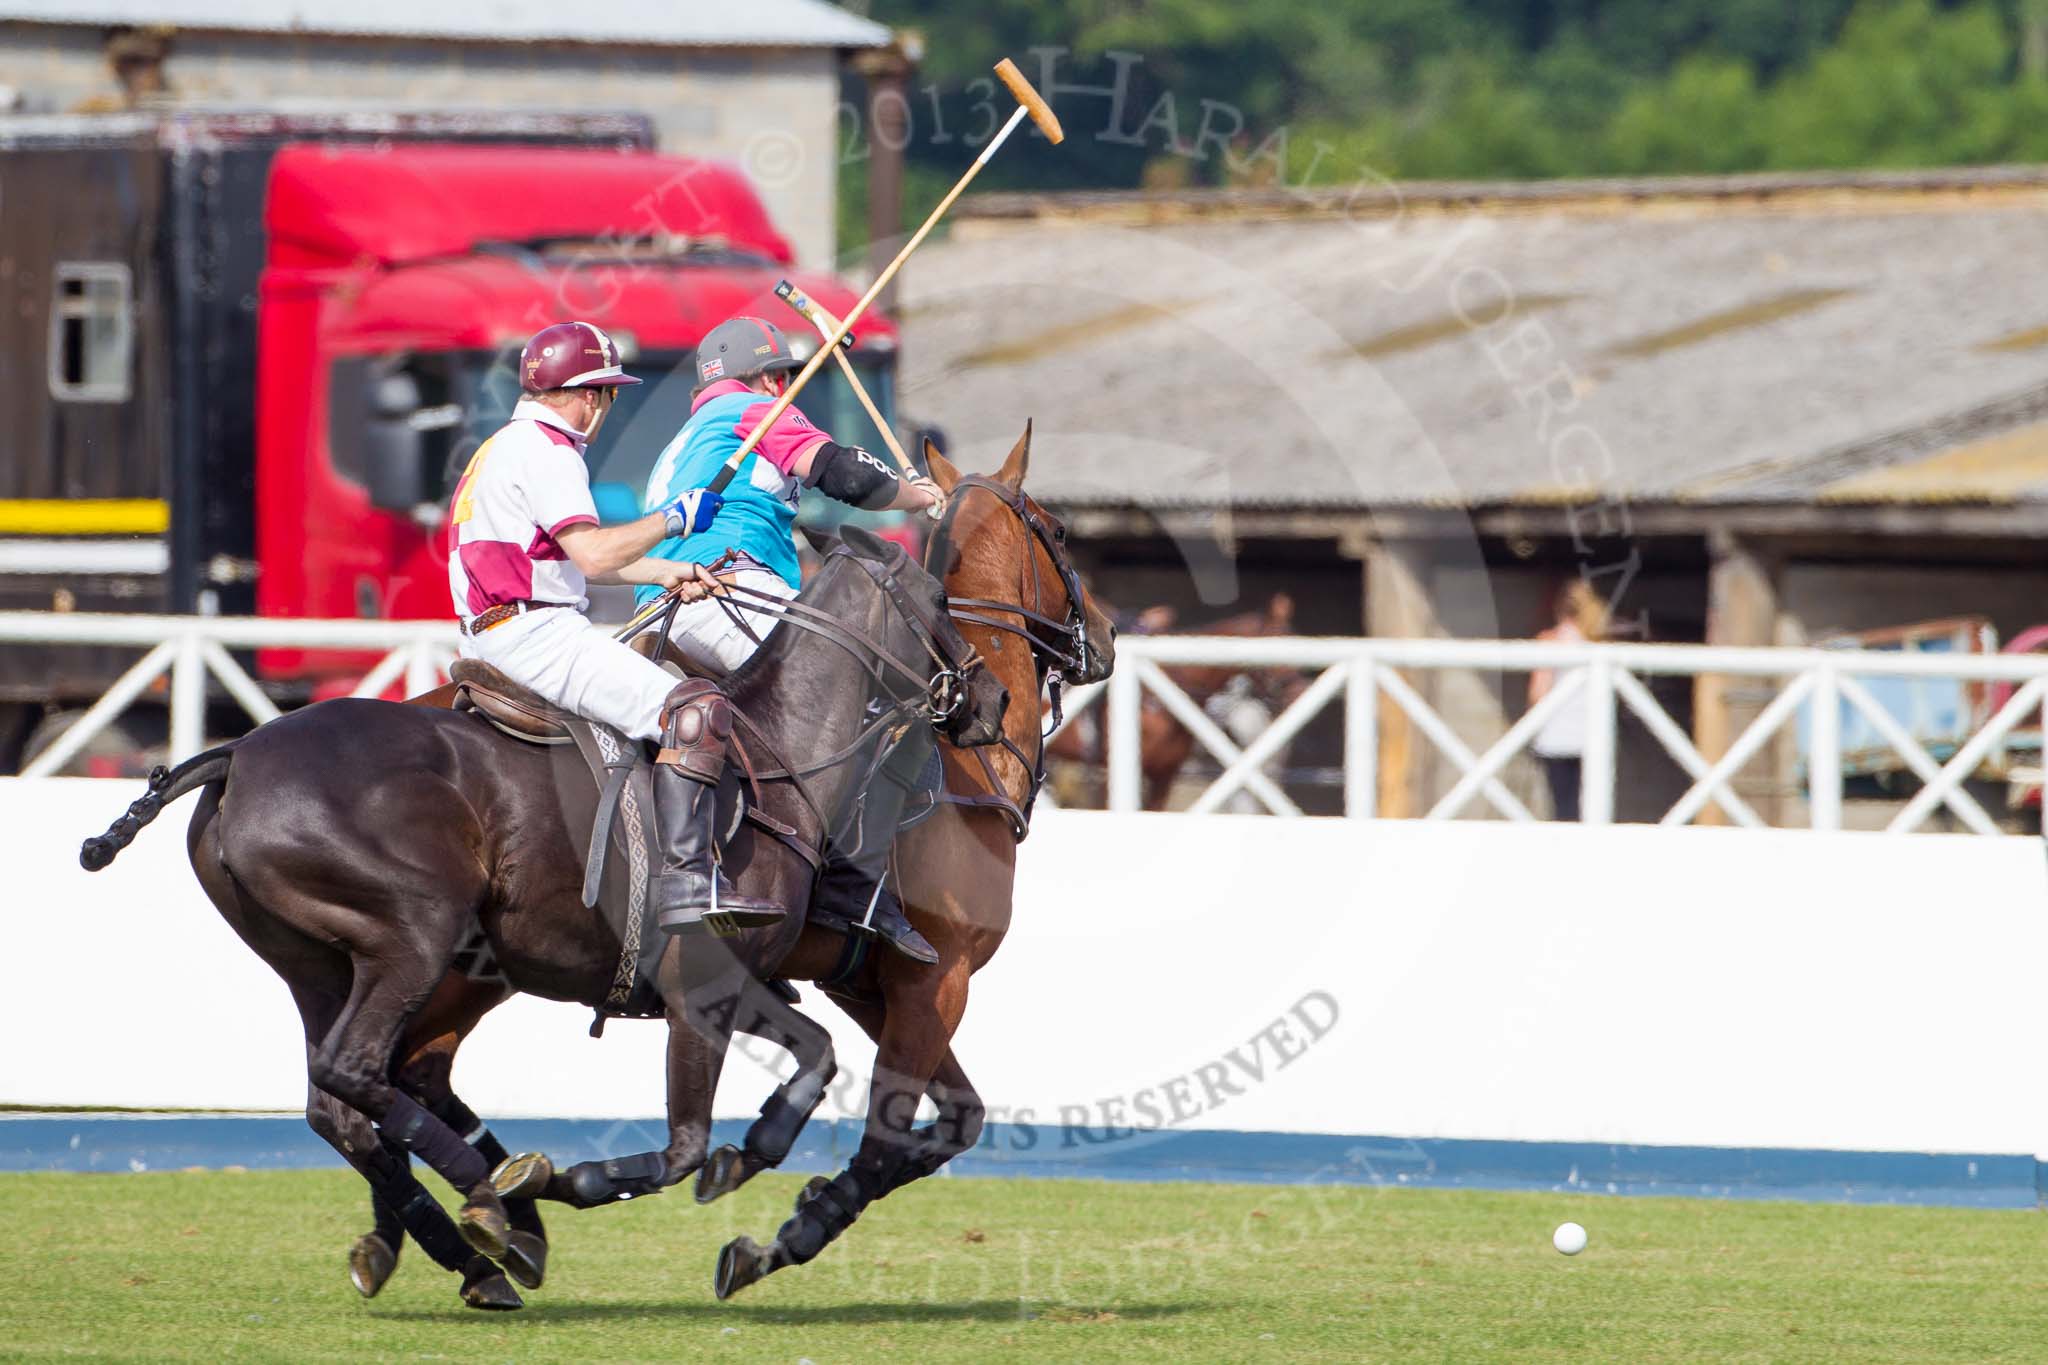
(659, 679, 733, 784)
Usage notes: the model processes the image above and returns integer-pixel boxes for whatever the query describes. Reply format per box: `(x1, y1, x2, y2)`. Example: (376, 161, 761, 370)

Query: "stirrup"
(853, 875, 938, 965)
(857, 916, 938, 965)
(656, 870, 784, 939)
(658, 903, 785, 939)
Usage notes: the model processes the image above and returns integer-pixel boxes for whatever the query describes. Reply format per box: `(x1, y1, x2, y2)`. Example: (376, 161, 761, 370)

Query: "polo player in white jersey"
(447, 320, 781, 936)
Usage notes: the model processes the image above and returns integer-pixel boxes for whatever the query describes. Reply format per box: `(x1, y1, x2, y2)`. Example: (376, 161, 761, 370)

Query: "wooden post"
(852, 34, 918, 312)
(1364, 538, 1441, 819)
(1694, 529, 1781, 825)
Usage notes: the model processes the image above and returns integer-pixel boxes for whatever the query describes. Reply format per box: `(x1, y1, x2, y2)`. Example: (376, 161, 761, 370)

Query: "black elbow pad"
(809, 441, 900, 510)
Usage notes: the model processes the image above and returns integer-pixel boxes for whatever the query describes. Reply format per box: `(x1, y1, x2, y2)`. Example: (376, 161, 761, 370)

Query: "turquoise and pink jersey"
(637, 379, 833, 600)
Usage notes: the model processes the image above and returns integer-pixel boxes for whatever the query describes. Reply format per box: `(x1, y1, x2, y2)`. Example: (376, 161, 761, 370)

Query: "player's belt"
(461, 601, 572, 636)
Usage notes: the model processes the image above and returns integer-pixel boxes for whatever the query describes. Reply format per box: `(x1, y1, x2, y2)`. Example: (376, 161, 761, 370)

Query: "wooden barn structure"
(898, 168, 2048, 822)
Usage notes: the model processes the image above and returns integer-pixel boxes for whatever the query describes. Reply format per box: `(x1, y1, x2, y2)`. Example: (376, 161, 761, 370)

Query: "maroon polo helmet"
(519, 321, 641, 393)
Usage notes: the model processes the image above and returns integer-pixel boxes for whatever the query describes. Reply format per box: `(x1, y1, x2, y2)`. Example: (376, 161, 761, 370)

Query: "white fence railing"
(1049, 634, 2048, 834)
(1, 613, 458, 779)
(8, 613, 2048, 834)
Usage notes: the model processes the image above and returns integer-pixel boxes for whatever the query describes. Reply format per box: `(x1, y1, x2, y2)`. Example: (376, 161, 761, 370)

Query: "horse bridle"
(937, 475, 1095, 691)
(924, 474, 1096, 837)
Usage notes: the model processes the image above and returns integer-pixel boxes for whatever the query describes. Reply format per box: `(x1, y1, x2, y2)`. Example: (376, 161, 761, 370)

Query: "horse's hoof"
(347, 1232, 397, 1299)
(501, 1230, 548, 1291)
(492, 1151, 555, 1202)
(460, 1256, 524, 1311)
(694, 1145, 744, 1204)
(458, 1192, 512, 1261)
(714, 1236, 771, 1301)
(794, 1175, 830, 1215)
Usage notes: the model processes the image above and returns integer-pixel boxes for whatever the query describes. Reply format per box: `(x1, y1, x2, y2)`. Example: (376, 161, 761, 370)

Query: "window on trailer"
(48, 263, 133, 403)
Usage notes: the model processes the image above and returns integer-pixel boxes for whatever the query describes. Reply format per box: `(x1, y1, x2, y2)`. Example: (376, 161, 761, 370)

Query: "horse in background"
(1048, 592, 1308, 810)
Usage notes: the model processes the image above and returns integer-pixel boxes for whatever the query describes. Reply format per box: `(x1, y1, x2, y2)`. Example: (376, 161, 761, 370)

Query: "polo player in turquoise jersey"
(639, 316, 947, 963)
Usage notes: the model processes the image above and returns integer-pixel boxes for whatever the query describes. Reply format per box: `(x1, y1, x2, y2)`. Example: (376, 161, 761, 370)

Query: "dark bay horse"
(1049, 592, 1306, 809)
(78, 530, 1006, 1310)
(355, 424, 1118, 1302)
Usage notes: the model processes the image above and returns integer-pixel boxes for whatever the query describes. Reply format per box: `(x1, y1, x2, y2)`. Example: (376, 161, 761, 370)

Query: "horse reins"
(622, 545, 983, 855)
(624, 547, 979, 732)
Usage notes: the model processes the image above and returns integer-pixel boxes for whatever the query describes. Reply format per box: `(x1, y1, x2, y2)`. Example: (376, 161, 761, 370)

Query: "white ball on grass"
(1553, 1221, 1588, 1255)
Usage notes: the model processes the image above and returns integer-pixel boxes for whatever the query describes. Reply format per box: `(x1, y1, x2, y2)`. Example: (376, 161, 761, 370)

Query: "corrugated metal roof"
(0, 0, 890, 48)
(1817, 419, 2048, 503)
(898, 181, 2048, 510)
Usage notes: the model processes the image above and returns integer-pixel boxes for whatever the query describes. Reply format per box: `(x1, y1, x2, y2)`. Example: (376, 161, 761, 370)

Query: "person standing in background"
(1527, 578, 1609, 822)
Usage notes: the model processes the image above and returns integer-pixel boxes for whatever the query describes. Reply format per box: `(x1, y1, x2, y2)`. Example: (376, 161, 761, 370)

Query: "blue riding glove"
(661, 489, 723, 537)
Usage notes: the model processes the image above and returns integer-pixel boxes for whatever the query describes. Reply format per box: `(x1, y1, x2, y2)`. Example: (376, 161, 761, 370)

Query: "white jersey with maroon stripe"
(447, 399, 600, 623)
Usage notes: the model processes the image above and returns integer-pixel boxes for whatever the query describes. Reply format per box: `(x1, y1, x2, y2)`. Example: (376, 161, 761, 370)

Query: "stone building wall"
(0, 22, 844, 265)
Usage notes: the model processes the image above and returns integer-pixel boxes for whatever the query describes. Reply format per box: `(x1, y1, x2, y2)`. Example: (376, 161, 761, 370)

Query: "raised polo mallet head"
(687, 55, 1066, 527)
(993, 58, 1065, 145)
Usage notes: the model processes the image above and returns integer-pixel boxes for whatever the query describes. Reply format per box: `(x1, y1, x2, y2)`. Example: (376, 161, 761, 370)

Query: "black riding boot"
(653, 681, 783, 938)
(851, 875, 939, 965)
(814, 728, 939, 965)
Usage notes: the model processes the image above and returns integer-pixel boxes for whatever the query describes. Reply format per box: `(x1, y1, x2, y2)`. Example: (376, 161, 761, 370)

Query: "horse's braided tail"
(78, 743, 236, 872)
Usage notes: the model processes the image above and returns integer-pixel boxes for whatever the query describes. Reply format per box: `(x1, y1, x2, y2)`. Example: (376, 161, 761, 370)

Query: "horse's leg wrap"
(368, 1133, 410, 1253)
(440, 1100, 550, 1291)
(716, 1164, 881, 1298)
(431, 1096, 545, 1239)
(368, 1194, 406, 1257)
(747, 1066, 830, 1166)
(430, 1095, 499, 1159)
(379, 1092, 491, 1192)
(564, 1149, 670, 1207)
(775, 1163, 881, 1267)
(361, 1144, 471, 1273)
(696, 1011, 837, 1205)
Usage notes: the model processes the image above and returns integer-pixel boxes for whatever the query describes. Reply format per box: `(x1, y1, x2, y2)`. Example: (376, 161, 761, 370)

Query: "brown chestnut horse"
(347, 424, 1117, 1302)
(1048, 592, 1308, 810)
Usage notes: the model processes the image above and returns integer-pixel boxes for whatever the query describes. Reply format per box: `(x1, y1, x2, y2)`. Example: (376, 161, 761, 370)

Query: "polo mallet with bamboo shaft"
(615, 59, 1062, 642)
(773, 279, 928, 494)
(702, 56, 1062, 498)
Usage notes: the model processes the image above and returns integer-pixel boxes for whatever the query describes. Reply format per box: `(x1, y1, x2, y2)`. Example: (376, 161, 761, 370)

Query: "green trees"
(844, 0, 2048, 199)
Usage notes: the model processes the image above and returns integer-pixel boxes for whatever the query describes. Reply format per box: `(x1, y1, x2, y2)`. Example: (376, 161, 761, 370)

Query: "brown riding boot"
(653, 681, 784, 938)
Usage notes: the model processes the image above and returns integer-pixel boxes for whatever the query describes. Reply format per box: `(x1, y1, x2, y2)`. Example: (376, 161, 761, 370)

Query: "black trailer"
(0, 109, 650, 759)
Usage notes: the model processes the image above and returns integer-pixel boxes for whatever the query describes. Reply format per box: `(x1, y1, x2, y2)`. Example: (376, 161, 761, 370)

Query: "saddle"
(450, 660, 575, 743)
(445, 658, 946, 1018)
(449, 661, 724, 1030)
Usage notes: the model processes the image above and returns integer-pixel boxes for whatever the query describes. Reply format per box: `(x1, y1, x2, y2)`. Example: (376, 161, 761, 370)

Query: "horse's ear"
(838, 524, 894, 565)
(995, 419, 1032, 489)
(797, 524, 835, 558)
(924, 439, 963, 494)
(838, 524, 882, 560)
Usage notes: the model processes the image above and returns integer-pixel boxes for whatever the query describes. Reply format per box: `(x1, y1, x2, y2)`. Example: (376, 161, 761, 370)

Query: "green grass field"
(4, 1170, 2047, 1361)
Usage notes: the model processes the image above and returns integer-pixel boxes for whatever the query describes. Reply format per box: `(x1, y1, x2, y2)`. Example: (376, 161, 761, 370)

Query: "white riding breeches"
(458, 606, 677, 743)
(661, 566, 798, 674)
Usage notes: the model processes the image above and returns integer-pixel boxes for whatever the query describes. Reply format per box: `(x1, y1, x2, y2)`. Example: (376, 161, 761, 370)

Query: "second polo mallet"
(701, 57, 1064, 497)
(774, 279, 928, 502)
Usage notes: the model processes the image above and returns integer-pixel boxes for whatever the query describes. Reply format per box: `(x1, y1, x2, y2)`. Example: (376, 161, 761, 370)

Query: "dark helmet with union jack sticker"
(695, 316, 801, 387)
